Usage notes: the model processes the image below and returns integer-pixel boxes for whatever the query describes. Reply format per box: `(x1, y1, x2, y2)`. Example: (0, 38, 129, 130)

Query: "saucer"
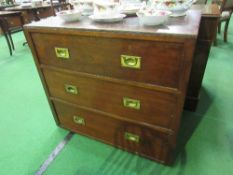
(89, 14, 126, 22)
(169, 12, 186, 17)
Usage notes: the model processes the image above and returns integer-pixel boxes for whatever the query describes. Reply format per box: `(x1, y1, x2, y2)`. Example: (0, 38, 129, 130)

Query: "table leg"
(0, 20, 12, 56)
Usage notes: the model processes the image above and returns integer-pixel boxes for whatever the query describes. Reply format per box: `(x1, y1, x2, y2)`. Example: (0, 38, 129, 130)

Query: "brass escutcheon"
(123, 97, 140, 110)
(65, 84, 78, 95)
(121, 55, 141, 69)
(73, 116, 85, 125)
(55, 47, 70, 59)
(125, 132, 140, 143)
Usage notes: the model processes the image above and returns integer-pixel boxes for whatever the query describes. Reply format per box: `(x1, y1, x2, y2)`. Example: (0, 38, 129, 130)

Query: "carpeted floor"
(0, 17, 233, 174)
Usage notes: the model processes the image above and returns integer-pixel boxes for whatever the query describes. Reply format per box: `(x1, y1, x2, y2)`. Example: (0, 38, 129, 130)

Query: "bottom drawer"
(52, 100, 175, 164)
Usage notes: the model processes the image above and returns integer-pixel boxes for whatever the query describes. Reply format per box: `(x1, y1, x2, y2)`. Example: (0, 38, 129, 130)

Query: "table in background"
(0, 11, 24, 55)
(4, 3, 70, 25)
(185, 4, 220, 111)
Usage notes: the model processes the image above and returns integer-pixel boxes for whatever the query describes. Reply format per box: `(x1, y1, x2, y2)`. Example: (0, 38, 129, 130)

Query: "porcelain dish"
(121, 4, 141, 15)
(72, 0, 94, 15)
(89, 13, 126, 22)
(151, 0, 193, 16)
(57, 10, 82, 22)
(31, 0, 43, 7)
(136, 7, 171, 26)
(20, 3, 32, 8)
(120, 1, 142, 15)
(93, 0, 120, 17)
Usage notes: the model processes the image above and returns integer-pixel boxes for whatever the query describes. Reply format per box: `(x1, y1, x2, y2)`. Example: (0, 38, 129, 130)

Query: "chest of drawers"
(24, 11, 201, 165)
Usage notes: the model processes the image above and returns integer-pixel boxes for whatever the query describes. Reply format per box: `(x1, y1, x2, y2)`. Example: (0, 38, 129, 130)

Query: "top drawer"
(32, 33, 184, 89)
(4, 16, 22, 28)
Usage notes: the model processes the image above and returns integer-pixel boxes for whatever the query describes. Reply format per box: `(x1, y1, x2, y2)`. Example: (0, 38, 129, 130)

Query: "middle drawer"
(42, 68, 177, 128)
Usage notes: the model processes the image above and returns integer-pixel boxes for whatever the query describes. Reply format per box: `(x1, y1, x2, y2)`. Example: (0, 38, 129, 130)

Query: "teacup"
(93, 0, 120, 17)
(79, 0, 94, 14)
(72, 0, 94, 15)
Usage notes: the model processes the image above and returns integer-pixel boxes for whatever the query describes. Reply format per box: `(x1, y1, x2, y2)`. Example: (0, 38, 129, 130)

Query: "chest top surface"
(24, 10, 202, 39)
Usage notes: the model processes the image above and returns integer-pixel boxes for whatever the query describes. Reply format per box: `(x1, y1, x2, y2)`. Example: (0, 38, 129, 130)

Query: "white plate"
(89, 14, 126, 22)
(82, 11, 93, 16)
(121, 6, 140, 15)
(169, 12, 186, 17)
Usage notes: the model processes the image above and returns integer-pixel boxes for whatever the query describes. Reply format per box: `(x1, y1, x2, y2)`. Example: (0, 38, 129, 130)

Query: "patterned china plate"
(89, 14, 126, 22)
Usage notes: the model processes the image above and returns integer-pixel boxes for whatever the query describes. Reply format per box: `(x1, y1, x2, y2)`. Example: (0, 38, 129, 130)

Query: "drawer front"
(5, 17, 22, 28)
(32, 33, 184, 88)
(53, 100, 172, 163)
(43, 69, 177, 128)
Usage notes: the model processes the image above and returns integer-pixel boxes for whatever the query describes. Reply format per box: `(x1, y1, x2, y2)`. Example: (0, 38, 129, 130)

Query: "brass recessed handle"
(123, 97, 140, 110)
(121, 55, 141, 69)
(65, 84, 78, 95)
(55, 47, 70, 59)
(125, 132, 140, 143)
(73, 116, 85, 125)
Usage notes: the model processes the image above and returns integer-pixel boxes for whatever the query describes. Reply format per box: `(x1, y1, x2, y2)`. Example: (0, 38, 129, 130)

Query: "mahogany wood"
(0, 11, 24, 55)
(32, 33, 184, 89)
(185, 4, 220, 111)
(24, 10, 201, 164)
(4, 3, 70, 23)
(53, 100, 173, 164)
(42, 68, 177, 129)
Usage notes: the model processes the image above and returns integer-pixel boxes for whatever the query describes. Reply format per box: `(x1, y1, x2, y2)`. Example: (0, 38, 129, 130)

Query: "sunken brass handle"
(121, 55, 141, 69)
(123, 97, 140, 110)
(73, 116, 85, 125)
(125, 132, 140, 143)
(65, 84, 78, 95)
(55, 47, 70, 59)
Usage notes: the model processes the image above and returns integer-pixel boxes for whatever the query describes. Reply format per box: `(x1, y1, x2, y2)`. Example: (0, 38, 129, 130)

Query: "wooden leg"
(0, 21, 12, 56)
(5, 21, 15, 50)
(214, 29, 218, 46)
(218, 23, 221, 34)
(3, 32, 12, 56)
(8, 31, 15, 50)
(224, 19, 230, 42)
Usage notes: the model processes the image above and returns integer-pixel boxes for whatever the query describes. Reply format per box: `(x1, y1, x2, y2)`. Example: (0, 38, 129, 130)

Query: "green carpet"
(0, 17, 233, 174)
(0, 33, 68, 174)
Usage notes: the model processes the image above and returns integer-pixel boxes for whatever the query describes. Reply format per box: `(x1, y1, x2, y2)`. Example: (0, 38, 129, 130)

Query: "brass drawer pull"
(121, 55, 141, 69)
(65, 84, 78, 95)
(55, 47, 70, 59)
(125, 132, 140, 143)
(73, 116, 85, 125)
(123, 97, 140, 110)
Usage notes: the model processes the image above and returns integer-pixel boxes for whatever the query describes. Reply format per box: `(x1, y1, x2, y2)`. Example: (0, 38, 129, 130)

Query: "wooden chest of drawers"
(24, 11, 201, 164)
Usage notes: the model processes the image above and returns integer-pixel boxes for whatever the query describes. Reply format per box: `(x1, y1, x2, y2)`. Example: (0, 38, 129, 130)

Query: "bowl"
(57, 10, 82, 22)
(151, 0, 193, 16)
(136, 8, 171, 26)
